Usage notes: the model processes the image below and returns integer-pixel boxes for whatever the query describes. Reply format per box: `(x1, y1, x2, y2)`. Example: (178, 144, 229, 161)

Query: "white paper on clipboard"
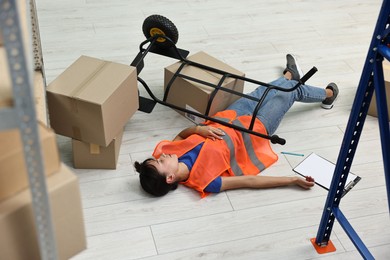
(293, 153, 361, 197)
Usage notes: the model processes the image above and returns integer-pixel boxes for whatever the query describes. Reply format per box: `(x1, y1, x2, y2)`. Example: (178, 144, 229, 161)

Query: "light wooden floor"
(35, 0, 389, 259)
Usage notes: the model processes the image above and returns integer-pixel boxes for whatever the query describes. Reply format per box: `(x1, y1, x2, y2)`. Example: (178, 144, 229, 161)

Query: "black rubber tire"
(142, 15, 179, 49)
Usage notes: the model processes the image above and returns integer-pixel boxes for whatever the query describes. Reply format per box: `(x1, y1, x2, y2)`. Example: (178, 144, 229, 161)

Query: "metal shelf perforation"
(0, 0, 57, 259)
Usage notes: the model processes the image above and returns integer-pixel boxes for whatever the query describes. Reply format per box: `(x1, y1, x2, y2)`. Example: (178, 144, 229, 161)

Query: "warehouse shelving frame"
(312, 0, 390, 259)
(0, 0, 57, 259)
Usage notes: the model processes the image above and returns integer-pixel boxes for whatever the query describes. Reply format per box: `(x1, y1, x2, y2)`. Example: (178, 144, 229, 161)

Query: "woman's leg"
(225, 77, 287, 117)
(226, 76, 328, 134)
(256, 78, 327, 135)
(226, 53, 338, 135)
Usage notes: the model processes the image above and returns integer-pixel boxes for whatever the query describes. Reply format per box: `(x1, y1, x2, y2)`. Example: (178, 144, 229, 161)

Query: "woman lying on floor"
(134, 54, 339, 197)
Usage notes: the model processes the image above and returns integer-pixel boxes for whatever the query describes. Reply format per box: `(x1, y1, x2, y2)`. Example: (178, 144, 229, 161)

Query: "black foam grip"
(300, 66, 318, 84)
(270, 135, 286, 145)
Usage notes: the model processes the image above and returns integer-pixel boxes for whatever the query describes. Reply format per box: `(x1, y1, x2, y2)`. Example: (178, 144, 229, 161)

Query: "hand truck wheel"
(142, 14, 179, 49)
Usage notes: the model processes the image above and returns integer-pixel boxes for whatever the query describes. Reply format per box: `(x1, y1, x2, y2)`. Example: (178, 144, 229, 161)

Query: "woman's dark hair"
(134, 158, 178, 197)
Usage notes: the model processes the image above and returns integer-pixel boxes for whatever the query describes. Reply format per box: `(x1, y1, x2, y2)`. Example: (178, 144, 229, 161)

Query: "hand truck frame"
(131, 15, 318, 145)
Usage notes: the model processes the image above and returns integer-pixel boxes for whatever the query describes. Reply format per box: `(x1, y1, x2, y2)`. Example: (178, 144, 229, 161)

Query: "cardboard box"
(47, 55, 138, 146)
(34, 70, 49, 125)
(72, 129, 124, 169)
(0, 123, 61, 202)
(0, 163, 86, 260)
(0, 47, 12, 108)
(164, 51, 244, 123)
(0, 48, 48, 124)
(368, 60, 390, 121)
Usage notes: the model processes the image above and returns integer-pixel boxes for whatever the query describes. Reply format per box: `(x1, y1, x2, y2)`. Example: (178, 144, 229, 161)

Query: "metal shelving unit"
(0, 0, 57, 259)
(312, 0, 390, 259)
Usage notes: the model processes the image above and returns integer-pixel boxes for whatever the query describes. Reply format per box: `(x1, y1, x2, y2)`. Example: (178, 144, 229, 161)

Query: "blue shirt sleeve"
(204, 176, 222, 193)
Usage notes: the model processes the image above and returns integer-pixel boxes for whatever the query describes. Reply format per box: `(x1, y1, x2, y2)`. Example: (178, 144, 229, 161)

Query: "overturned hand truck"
(131, 15, 318, 145)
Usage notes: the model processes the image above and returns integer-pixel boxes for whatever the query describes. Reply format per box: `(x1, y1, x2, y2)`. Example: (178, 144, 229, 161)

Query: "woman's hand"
(294, 176, 315, 189)
(196, 125, 225, 141)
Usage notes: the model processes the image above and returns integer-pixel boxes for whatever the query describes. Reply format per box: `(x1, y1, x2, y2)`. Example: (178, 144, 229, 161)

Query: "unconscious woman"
(134, 54, 339, 198)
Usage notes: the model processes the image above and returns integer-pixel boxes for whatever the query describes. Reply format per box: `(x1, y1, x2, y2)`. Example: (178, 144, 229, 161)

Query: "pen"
(281, 151, 304, 157)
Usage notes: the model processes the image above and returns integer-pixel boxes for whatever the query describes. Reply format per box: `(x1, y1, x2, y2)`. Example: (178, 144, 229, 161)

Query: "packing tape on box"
(70, 61, 109, 98)
(89, 143, 100, 154)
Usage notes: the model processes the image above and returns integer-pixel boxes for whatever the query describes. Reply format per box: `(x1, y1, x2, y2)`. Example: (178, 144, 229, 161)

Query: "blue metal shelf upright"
(313, 0, 390, 259)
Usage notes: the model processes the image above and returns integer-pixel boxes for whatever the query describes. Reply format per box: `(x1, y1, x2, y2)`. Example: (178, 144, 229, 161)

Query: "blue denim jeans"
(226, 77, 327, 135)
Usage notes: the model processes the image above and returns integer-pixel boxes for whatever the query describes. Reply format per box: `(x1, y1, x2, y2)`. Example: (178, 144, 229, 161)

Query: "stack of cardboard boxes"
(164, 51, 245, 123)
(47, 55, 139, 169)
(0, 127, 86, 259)
(0, 47, 86, 258)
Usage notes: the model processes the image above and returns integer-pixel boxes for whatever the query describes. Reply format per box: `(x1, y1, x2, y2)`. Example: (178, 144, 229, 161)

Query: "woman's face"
(149, 153, 179, 177)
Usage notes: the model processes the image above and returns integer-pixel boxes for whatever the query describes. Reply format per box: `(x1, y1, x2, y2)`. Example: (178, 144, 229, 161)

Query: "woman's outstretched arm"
(173, 125, 225, 141)
(220, 175, 315, 191)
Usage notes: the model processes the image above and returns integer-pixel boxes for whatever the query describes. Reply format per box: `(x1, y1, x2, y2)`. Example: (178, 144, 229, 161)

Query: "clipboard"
(293, 153, 361, 197)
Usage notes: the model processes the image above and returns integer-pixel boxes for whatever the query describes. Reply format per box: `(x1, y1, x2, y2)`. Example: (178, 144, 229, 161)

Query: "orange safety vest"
(152, 110, 278, 197)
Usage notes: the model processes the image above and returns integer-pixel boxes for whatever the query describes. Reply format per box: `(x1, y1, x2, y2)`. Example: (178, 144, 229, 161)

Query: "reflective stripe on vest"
(220, 128, 243, 176)
(211, 117, 243, 176)
(213, 117, 266, 175)
(232, 119, 266, 172)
